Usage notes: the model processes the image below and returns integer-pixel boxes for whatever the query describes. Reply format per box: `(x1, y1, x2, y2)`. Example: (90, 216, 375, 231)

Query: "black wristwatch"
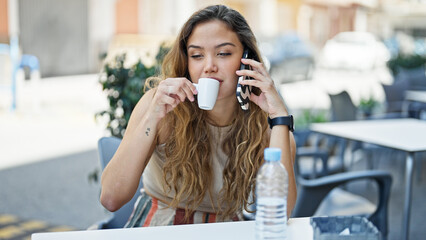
(267, 115, 294, 132)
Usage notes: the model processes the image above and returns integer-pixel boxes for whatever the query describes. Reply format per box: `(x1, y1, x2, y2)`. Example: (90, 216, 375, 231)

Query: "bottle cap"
(264, 148, 281, 162)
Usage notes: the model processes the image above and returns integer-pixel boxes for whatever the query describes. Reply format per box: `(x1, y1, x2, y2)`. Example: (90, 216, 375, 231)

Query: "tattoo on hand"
(145, 127, 151, 136)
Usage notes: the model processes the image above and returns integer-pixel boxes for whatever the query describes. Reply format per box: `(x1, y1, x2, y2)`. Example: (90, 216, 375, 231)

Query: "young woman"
(100, 4, 296, 226)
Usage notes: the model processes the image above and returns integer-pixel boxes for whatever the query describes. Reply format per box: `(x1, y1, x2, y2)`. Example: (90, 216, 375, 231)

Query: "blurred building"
(298, 0, 378, 48)
(298, 0, 426, 47)
(1, 0, 426, 77)
(0, 0, 8, 43)
(0, 0, 305, 76)
(378, 0, 426, 38)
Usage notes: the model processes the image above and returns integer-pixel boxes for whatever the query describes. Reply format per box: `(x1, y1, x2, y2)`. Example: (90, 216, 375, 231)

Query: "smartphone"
(236, 49, 252, 111)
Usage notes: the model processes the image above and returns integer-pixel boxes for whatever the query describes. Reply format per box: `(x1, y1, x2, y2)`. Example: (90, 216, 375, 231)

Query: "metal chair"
(93, 136, 143, 229)
(382, 78, 410, 116)
(292, 170, 392, 240)
(294, 129, 344, 179)
(328, 91, 393, 171)
(329, 91, 358, 121)
(299, 91, 357, 174)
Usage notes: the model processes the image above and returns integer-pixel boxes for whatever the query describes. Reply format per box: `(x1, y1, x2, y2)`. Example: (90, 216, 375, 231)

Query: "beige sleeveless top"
(143, 124, 232, 213)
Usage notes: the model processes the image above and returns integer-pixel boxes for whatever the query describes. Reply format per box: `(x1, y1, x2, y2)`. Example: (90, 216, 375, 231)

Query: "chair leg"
(349, 149, 356, 171)
(416, 153, 423, 183)
(366, 149, 374, 170)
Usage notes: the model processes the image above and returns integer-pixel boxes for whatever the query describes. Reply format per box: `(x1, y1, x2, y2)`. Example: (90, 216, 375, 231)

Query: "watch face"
(268, 115, 294, 132)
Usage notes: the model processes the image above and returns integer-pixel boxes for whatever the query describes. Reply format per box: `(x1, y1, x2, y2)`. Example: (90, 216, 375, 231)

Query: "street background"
(1, 0, 426, 240)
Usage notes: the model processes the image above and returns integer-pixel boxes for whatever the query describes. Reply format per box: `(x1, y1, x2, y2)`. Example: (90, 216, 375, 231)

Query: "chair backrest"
(293, 129, 311, 148)
(98, 137, 122, 169)
(292, 170, 392, 239)
(98, 136, 143, 228)
(382, 78, 410, 113)
(397, 66, 426, 90)
(329, 91, 357, 121)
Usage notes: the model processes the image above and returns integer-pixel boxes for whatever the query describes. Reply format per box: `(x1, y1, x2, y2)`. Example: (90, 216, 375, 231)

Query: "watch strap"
(268, 115, 294, 132)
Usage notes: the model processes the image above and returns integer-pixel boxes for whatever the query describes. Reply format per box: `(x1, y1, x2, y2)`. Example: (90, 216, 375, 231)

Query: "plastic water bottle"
(256, 148, 288, 240)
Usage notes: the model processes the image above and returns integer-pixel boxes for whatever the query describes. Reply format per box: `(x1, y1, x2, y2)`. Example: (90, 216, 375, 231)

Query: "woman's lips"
(208, 77, 223, 84)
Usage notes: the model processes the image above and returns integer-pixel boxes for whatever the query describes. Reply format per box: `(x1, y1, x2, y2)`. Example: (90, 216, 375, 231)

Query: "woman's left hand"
(236, 58, 288, 118)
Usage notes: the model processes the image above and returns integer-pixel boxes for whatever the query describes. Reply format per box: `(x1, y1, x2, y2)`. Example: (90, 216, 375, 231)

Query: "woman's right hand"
(148, 78, 198, 120)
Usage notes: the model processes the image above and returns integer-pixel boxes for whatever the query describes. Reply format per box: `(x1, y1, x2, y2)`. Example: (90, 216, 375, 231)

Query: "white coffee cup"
(193, 78, 220, 110)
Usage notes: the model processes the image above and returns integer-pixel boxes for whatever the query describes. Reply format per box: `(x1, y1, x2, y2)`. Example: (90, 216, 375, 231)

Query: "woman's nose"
(203, 56, 218, 73)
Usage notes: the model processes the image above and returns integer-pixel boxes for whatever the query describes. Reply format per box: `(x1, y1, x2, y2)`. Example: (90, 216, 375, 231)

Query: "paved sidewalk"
(0, 149, 110, 231)
(0, 74, 108, 170)
(0, 74, 112, 234)
(0, 213, 76, 240)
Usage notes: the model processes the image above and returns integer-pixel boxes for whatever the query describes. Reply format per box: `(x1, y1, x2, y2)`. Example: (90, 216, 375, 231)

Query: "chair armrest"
(87, 216, 113, 230)
(296, 147, 330, 178)
(297, 170, 391, 189)
(296, 147, 328, 157)
(292, 170, 392, 236)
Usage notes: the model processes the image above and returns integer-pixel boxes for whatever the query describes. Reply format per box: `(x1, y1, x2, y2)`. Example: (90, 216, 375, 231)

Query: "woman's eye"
(190, 54, 203, 59)
(218, 52, 231, 57)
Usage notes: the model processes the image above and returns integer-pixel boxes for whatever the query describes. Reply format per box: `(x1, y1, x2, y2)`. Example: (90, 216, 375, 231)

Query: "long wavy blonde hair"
(149, 5, 269, 220)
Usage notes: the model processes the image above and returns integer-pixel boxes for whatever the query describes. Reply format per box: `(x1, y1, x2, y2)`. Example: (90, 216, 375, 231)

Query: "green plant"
(96, 44, 170, 138)
(294, 109, 328, 130)
(358, 97, 379, 117)
(387, 54, 426, 76)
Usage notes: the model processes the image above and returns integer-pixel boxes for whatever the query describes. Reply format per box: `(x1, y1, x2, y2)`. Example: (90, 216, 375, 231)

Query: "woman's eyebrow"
(187, 44, 202, 50)
(187, 42, 236, 50)
(215, 42, 236, 48)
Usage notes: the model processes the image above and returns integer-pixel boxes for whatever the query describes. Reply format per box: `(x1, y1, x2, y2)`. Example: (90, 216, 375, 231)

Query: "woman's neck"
(206, 100, 238, 127)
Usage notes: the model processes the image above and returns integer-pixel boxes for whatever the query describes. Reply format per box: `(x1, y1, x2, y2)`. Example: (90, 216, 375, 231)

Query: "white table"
(32, 218, 312, 240)
(311, 118, 426, 240)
